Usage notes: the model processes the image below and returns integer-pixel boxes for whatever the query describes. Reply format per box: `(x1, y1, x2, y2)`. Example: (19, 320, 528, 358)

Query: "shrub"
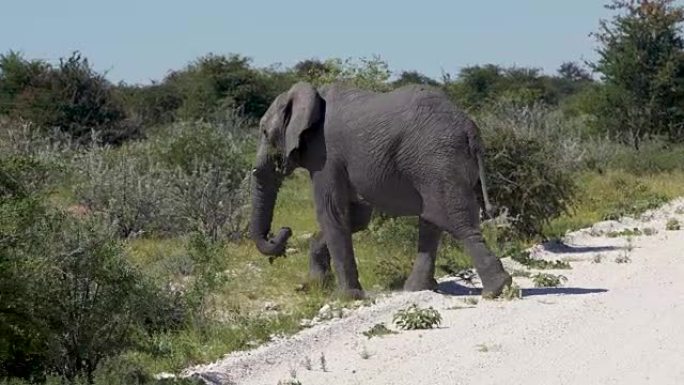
(72, 121, 252, 240)
(666, 218, 681, 231)
(154, 121, 252, 240)
(479, 104, 577, 238)
(302, 56, 392, 91)
(362, 323, 397, 339)
(1, 51, 136, 144)
(393, 304, 442, 330)
(1, 155, 179, 381)
(531, 273, 567, 288)
(72, 145, 176, 237)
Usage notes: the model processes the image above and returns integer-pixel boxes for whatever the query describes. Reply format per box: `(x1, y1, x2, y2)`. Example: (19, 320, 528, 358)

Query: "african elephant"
(249, 81, 512, 299)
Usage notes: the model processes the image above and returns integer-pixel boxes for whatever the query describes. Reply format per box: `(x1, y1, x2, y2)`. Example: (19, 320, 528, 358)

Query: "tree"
(0, 51, 134, 144)
(391, 71, 439, 87)
(591, 0, 684, 147)
(558, 61, 592, 82)
(167, 53, 276, 121)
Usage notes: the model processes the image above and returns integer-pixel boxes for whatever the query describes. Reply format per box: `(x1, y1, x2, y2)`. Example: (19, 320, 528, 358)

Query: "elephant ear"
(283, 82, 324, 159)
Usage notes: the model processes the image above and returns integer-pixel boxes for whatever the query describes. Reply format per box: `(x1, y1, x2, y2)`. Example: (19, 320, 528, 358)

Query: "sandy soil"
(184, 198, 684, 385)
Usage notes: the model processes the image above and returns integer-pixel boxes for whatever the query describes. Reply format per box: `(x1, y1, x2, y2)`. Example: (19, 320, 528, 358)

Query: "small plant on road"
(362, 323, 397, 339)
(278, 380, 302, 385)
(532, 273, 567, 288)
(393, 304, 442, 330)
(500, 282, 522, 300)
(510, 269, 531, 277)
(606, 228, 642, 238)
(510, 250, 571, 270)
(278, 367, 301, 385)
(319, 352, 327, 372)
(592, 254, 604, 264)
(476, 343, 501, 353)
(301, 356, 312, 371)
(666, 218, 681, 231)
(615, 253, 632, 264)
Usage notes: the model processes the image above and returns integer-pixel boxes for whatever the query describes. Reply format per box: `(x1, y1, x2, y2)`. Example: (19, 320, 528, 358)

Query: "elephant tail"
(464, 119, 495, 219)
(476, 152, 495, 219)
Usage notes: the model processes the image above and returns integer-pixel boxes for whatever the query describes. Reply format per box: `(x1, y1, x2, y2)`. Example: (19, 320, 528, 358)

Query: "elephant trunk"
(249, 141, 292, 256)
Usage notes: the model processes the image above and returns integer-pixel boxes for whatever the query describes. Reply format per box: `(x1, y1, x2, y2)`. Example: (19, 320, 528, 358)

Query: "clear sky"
(1, 0, 616, 85)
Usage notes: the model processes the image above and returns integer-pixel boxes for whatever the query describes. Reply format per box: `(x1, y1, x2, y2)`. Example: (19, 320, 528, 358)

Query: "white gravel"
(184, 198, 684, 385)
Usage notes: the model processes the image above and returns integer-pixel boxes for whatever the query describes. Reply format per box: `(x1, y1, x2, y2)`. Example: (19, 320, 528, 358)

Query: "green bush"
(72, 121, 252, 239)
(1, 154, 180, 382)
(479, 104, 577, 238)
(0, 51, 136, 144)
(72, 145, 176, 237)
(392, 304, 442, 330)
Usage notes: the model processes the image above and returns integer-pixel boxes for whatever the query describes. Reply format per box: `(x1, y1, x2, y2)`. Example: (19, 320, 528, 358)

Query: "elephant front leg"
(313, 188, 364, 299)
(404, 218, 442, 291)
(308, 231, 333, 285)
(308, 203, 372, 286)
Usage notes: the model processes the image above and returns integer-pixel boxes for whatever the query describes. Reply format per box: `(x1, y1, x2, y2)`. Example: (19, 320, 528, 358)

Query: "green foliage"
(507, 248, 571, 270)
(73, 145, 176, 237)
(362, 323, 398, 339)
(500, 283, 523, 300)
(115, 82, 182, 128)
(666, 218, 681, 230)
(181, 233, 230, 326)
(480, 104, 577, 238)
(166, 53, 279, 121)
(531, 273, 567, 288)
(0, 51, 135, 144)
(600, 175, 669, 220)
(591, 0, 684, 146)
(444, 63, 594, 111)
(1, 156, 179, 381)
(300, 56, 392, 91)
(72, 121, 252, 239)
(606, 228, 643, 237)
(392, 304, 442, 330)
(391, 71, 439, 87)
(608, 141, 684, 175)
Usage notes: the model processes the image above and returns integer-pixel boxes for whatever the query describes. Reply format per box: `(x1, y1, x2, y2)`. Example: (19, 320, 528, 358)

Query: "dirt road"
(185, 199, 684, 385)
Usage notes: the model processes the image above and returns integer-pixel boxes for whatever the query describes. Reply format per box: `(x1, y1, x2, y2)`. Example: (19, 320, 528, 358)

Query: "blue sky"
(1, 0, 615, 85)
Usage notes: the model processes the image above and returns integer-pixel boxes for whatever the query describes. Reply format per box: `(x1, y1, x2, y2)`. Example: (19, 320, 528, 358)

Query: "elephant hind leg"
(308, 202, 372, 284)
(404, 218, 441, 292)
(421, 184, 511, 298)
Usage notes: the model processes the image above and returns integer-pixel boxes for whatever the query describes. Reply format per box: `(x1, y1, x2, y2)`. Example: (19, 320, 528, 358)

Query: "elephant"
(249, 81, 512, 299)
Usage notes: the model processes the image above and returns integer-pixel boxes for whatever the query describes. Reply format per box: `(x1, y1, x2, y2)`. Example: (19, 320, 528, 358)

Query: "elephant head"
(249, 82, 324, 256)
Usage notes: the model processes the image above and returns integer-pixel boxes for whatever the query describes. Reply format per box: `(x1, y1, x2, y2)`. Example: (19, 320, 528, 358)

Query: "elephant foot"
(403, 276, 438, 292)
(337, 288, 366, 300)
(480, 271, 513, 299)
(306, 269, 334, 289)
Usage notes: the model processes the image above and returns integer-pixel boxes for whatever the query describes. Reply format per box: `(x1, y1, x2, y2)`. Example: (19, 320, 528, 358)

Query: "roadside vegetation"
(2, 1, 684, 383)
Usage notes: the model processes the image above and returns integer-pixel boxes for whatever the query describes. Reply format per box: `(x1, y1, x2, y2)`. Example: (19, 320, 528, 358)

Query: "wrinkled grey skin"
(250, 81, 512, 299)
